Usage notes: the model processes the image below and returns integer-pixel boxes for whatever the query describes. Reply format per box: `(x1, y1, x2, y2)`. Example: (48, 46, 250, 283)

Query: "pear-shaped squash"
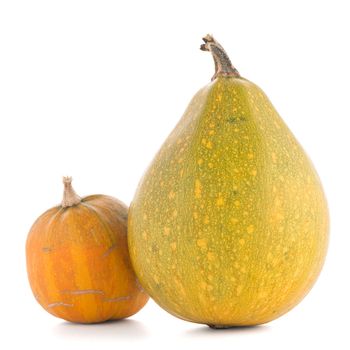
(128, 35, 329, 327)
(26, 177, 148, 323)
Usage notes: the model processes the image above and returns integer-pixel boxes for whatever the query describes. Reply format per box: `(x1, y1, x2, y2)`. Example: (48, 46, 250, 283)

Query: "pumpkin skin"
(128, 36, 329, 327)
(26, 181, 148, 323)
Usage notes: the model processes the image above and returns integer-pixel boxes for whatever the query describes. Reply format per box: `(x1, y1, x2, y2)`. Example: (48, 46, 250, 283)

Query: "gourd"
(128, 35, 329, 327)
(26, 177, 148, 323)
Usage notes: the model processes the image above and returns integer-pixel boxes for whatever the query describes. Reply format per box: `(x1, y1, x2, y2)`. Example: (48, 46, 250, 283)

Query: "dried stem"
(200, 34, 240, 81)
(62, 176, 81, 208)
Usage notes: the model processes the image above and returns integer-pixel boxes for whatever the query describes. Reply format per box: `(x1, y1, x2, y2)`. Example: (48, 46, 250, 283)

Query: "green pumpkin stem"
(200, 34, 240, 81)
(62, 176, 81, 208)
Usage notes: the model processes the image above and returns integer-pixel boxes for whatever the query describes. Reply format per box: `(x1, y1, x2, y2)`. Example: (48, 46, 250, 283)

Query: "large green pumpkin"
(128, 35, 329, 327)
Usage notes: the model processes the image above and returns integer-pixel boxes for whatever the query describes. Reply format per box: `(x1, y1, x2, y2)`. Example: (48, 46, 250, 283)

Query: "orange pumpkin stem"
(62, 176, 81, 208)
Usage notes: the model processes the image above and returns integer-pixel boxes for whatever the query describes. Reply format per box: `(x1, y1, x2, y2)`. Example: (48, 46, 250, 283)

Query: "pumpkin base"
(207, 324, 236, 329)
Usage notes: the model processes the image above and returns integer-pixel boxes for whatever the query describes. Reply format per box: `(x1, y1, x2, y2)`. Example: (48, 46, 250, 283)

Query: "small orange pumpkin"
(26, 177, 148, 323)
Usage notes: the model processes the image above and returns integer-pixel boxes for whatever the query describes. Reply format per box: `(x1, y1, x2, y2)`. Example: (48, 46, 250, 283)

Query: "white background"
(0, 0, 349, 349)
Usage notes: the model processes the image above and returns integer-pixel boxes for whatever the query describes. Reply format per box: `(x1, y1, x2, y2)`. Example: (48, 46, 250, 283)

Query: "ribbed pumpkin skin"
(26, 195, 148, 323)
(128, 77, 329, 327)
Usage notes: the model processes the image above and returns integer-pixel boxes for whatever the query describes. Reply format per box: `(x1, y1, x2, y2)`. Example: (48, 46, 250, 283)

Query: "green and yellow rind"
(128, 77, 329, 326)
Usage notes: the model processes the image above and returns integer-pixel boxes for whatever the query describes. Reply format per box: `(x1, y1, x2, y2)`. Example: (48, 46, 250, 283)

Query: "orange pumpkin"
(26, 177, 148, 323)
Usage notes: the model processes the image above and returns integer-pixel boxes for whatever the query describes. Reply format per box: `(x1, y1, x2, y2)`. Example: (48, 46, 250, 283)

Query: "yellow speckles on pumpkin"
(202, 138, 213, 149)
(168, 190, 176, 199)
(170, 242, 177, 251)
(143, 213, 148, 220)
(207, 251, 215, 261)
(250, 169, 257, 176)
(142, 231, 148, 240)
(279, 175, 285, 182)
(172, 209, 178, 218)
(153, 275, 160, 284)
(195, 179, 202, 198)
(176, 138, 183, 145)
(197, 158, 203, 165)
(208, 130, 215, 135)
(163, 227, 170, 236)
(246, 225, 255, 234)
(239, 238, 245, 245)
(216, 195, 225, 207)
(216, 94, 222, 102)
(231, 218, 239, 225)
(208, 274, 214, 281)
(236, 285, 243, 296)
(234, 200, 240, 207)
(206, 141, 213, 149)
(247, 153, 254, 160)
(209, 122, 215, 128)
(208, 162, 214, 169)
(193, 212, 199, 220)
(197, 238, 208, 248)
(203, 215, 210, 224)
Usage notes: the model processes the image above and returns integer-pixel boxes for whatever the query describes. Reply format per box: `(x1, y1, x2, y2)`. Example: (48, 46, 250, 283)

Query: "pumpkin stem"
(62, 176, 81, 208)
(200, 34, 240, 81)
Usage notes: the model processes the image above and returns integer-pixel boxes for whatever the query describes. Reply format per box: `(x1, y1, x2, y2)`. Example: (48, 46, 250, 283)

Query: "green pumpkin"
(128, 35, 329, 327)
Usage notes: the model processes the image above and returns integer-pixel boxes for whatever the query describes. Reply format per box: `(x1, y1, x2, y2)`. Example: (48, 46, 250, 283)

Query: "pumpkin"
(127, 35, 329, 327)
(26, 177, 148, 323)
